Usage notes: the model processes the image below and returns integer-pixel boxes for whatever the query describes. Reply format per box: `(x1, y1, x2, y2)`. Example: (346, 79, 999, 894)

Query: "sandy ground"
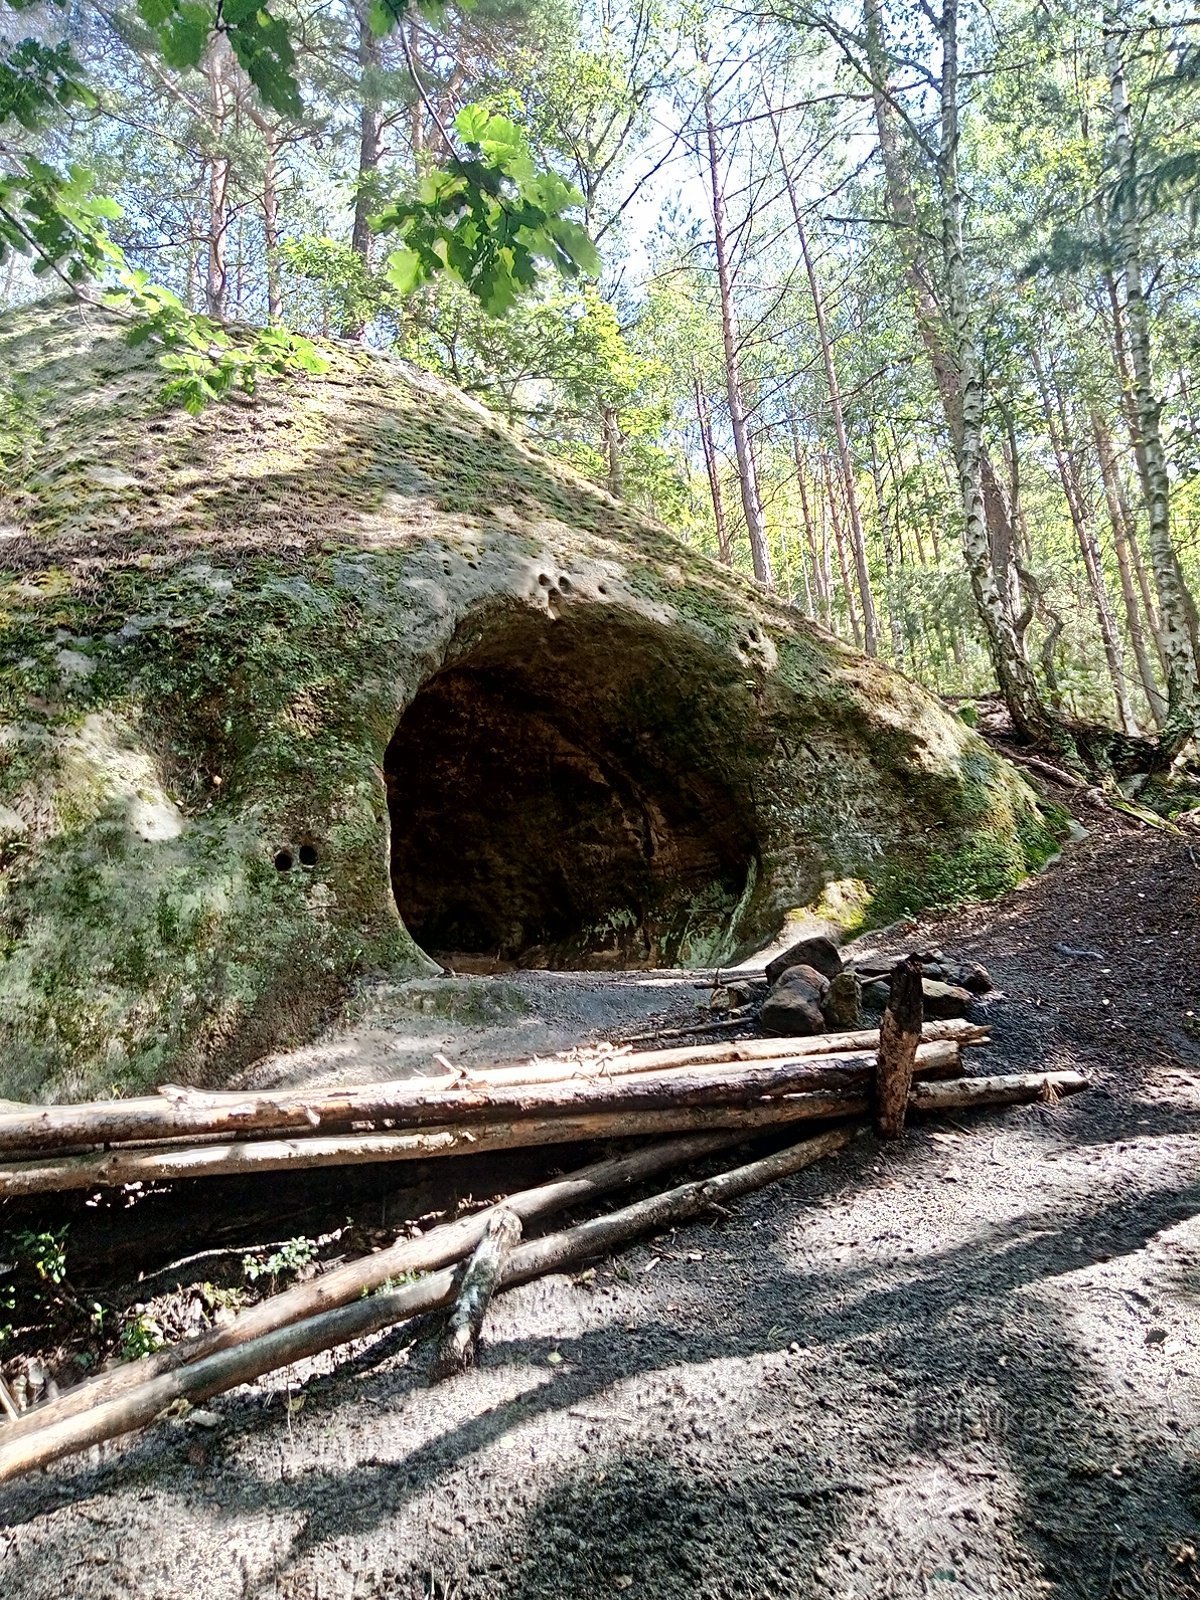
(2, 802, 1200, 1600)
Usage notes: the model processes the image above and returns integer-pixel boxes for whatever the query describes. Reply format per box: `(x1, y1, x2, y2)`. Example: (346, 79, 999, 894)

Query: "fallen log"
(909, 1071, 1085, 1112)
(0, 1044, 969, 1196)
(0, 1070, 1088, 1471)
(0, 1039, 971, 1165)
(0, 1132, 746, 1439)
(876, 956, 924, 1139)
(0, 1126, 855, 1483)
(0, 1021, 988, 1157)
(430, 1209, 522, 1382)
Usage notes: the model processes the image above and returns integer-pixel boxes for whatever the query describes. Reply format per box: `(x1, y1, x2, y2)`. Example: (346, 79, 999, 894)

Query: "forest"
(5, 0, 1200, 756)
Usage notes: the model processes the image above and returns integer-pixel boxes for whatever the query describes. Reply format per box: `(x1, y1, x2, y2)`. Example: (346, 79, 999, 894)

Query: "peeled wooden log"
(0, 1069, 1087, 1470)
(0, 1041, 969, 1166)
(0, 1095, 869, 1196)
(0, 1132, 744, 1441)
(0, 1127, 854, 1483)
(430, 1209, 522, 1381)
(0, 1042, 965, 1197)
(910, 1071, 1086, 1112)
(0, 1022, 988, 1157)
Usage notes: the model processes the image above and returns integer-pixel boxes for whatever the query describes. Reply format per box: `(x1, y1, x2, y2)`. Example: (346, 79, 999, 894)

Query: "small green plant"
(0, 1225, 72, 1346)
(12, 1227, 69, 1285)
(119, 1311, 165, 1360)
(363, 1269, 425, 1298)
(243, 1235, 319, 1286)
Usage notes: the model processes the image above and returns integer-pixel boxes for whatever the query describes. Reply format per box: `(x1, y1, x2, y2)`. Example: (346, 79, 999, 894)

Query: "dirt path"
(3, 807, 1200, 1600)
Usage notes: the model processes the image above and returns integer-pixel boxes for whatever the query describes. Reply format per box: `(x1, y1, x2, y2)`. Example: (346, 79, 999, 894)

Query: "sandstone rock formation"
(0, 302, 1059, 1098)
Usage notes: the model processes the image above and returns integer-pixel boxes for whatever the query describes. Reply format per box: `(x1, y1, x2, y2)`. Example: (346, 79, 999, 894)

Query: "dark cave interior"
(385, 609, 760, 970)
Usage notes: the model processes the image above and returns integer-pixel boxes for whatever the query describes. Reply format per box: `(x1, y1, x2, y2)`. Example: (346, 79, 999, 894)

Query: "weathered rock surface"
(764, 934, 843, 988)
(0, 301, 1059, 1099)
(820, 969, 863, 1031)
(760, 965, 831, 1037)
(920, 980, 975, 1019)
(953, 961, 995, 995)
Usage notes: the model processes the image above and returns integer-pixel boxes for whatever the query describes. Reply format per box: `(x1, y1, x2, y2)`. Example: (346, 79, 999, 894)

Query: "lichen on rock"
(0, 300, 1061, 1100)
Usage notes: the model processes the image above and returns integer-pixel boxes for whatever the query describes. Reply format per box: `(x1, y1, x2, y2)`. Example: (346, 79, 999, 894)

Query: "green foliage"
(243, 1235, 320, 1285)
(0, 161, 122, 284)
(280, 236, 386, 335)
(0, 1225, 70, 1347)
(8, 1226, 68, 1286)
(1, 0, 598, 326)
(114, 274, 329, 412)
(134, 0, 301, 118)
(118, 1309, 166, 1360)
(378, 105, 599, 314)
(0, 37, 93, 127)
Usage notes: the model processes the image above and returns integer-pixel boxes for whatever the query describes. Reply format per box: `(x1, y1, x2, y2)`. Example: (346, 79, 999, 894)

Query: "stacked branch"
(0, 1007, 1090, 1486)
(0, 1064, 1089, 1481)
(0, 1027, 985, 1197)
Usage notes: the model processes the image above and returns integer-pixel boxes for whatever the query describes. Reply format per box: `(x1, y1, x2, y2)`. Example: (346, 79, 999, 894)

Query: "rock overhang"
(0, 299, 1063, 1099)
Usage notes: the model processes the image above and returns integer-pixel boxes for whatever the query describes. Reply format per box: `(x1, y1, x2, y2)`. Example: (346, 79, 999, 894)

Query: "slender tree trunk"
(347, 0, 381, 334)
(768, 105, 877, 650)
(695, 373, 732, 565)
(1030, 346, 1136, 730)
(869, 432, 905, 664)
(203, 39, 234, 318)
(1091, 409, 1166, 724)
(934, 0, 1050, 740)
(602, 405, 623, 498)
(823, 453, 862, 646)
(261, 125, 281, 321)
(702, 89, 773, 588)
(1106, 33, 1200, 738)
(863, 0, 1050, 740)
(791, 420, 828, 623)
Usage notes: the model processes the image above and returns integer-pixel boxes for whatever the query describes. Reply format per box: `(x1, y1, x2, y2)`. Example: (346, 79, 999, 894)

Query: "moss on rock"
(0, 300, 1061, 1101)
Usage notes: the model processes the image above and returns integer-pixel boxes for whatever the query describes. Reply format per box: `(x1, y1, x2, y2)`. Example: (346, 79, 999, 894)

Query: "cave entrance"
(384, 608, 759, 971)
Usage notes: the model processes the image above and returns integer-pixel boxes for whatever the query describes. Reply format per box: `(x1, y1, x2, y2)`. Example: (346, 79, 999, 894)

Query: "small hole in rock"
(537, 573, 552, 587)
(274, 849, 294, 871)
(298, 843, 319, 867)
(558, 576, 573, 593)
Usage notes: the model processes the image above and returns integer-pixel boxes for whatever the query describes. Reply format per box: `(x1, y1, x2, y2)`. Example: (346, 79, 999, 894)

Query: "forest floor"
(3, 788, 1200, 1599)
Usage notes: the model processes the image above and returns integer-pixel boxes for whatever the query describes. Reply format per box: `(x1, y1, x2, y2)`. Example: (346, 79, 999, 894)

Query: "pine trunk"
(703, 90, 773, 588)
(864, 0, 1050, 741)
(695, 373, 733, 565)
(1031, 347, 1136, 730)
(1091, 409, 1166, 723)
(770, 111, 877, 650)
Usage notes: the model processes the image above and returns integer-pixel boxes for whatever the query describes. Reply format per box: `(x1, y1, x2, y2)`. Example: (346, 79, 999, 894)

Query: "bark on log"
(876, 956, 924, 1139)
(0, 1042, 963, 1196)
(0, 1127, 853, 1483)
(0, 1133, 742, 1440)
(910, 1071, 1086, 1112)
(430, 1209, 522, 1382)
(0, 1022, 987, 1157)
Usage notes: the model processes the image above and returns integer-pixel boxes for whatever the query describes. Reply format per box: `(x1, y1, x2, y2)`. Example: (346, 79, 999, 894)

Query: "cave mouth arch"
(384, 605, 761, 971)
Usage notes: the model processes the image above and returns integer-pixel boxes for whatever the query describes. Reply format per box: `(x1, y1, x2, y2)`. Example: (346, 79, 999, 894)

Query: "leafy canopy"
(0, 0, 597, 364)
(378, 105, 600, 315)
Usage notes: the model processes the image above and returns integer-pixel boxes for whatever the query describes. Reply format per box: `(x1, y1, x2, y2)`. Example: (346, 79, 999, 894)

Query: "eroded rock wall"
(0, 302, 1059, 1100)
